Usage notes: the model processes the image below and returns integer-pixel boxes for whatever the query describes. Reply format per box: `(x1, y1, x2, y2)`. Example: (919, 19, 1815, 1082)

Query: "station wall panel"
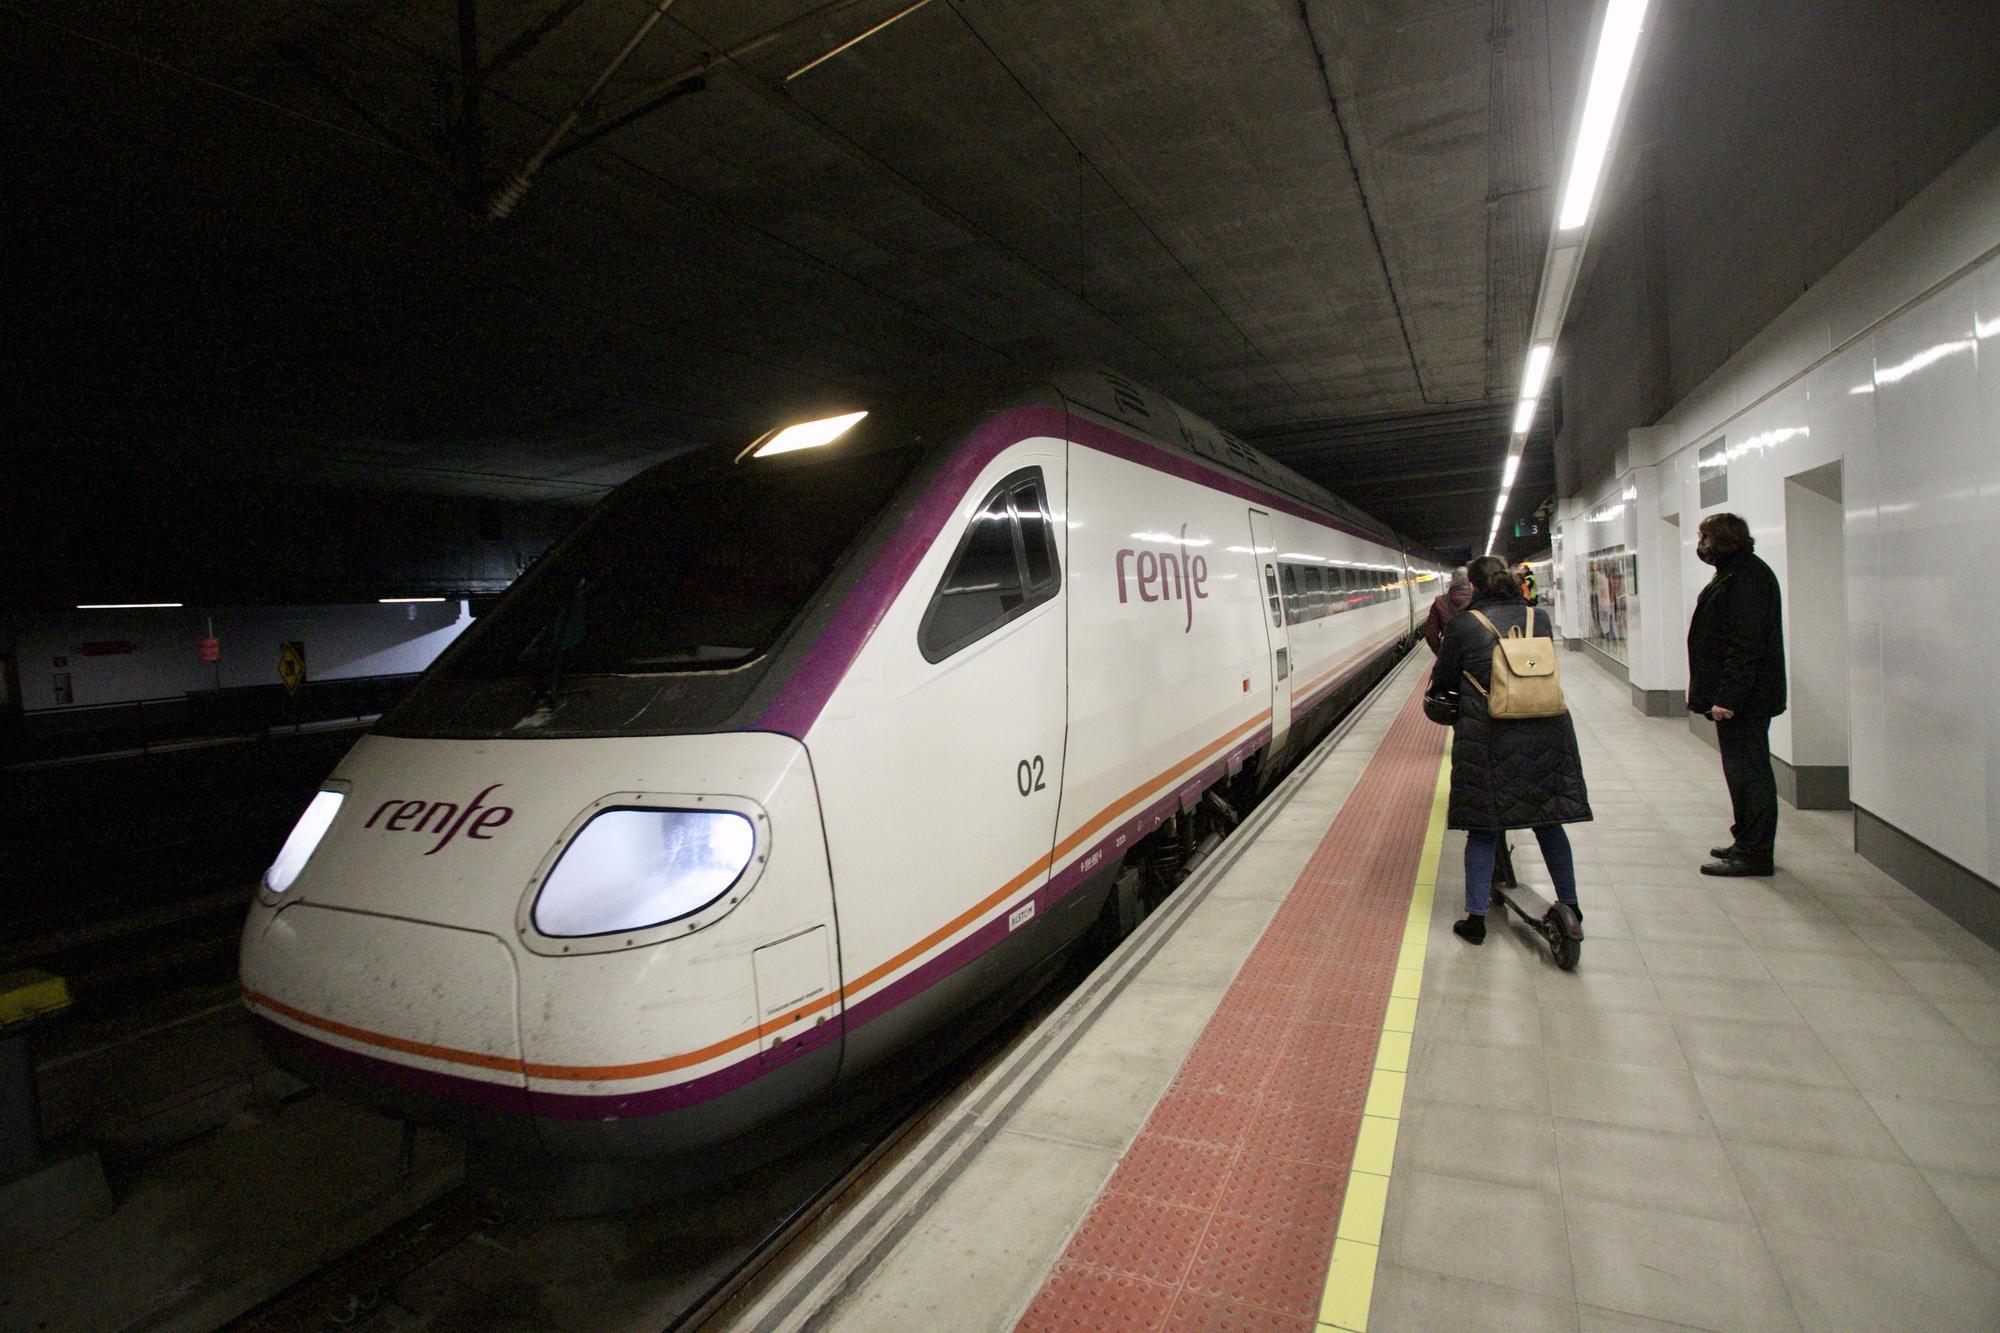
(1555, 123, 2000, 884)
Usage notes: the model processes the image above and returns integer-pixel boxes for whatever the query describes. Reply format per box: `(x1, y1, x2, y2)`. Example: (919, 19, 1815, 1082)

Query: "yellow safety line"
(1318, 736, 1451, 1332)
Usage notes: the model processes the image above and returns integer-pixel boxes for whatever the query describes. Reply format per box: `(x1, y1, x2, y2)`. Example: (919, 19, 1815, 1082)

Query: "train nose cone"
(243, 904, 533, 1131)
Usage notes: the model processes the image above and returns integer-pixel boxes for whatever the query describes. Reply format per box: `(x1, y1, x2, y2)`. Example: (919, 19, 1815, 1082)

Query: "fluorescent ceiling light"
(1503, 453, 1521, 486)
(1495, 491, 1511, 514)
(1520, 344, 1554, 400)
(78, 602, 182, 609)
(380, 597, 447, 604)
(1533, 246, 1580, 342)
(1558, 0, 1650, 230)
(1513, 398, 1538, 435)
(754, 410, 867, 457)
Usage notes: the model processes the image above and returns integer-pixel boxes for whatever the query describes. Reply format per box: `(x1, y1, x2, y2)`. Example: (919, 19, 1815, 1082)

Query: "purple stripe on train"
(755, 404, 1395, 740)
(754, 406, 1069, 739)
(251, 1011, 534, 1115)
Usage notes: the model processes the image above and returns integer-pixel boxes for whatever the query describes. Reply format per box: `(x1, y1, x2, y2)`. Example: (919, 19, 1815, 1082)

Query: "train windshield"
(440, 446, 921, 681)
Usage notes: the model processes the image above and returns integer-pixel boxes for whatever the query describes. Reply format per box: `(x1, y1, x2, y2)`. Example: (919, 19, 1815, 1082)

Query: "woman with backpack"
(1431, 555, 1593, 944)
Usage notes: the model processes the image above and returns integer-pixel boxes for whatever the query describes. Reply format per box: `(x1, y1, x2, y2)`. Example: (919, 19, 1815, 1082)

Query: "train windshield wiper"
(625, 646, 754, 666)
(530, 574, 590, 707)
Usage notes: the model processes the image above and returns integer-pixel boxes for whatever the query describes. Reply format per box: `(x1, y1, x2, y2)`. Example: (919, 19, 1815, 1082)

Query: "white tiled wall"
(1555, 124, 2000, 882)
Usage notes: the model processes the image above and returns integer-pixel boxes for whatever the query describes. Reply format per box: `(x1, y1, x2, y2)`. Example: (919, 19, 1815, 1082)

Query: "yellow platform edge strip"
(1318, 740, 1451, 1331)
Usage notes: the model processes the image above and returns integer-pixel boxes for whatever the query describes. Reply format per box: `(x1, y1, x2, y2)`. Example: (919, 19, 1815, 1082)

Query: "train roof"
(1046, 368, 1425, 559)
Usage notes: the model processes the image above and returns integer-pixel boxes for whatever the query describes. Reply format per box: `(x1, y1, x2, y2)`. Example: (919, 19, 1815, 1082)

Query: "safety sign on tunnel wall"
(277, 641, 307, 695)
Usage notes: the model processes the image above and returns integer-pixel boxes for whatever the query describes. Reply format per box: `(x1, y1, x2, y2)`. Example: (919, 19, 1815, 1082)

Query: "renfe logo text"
(1115, 523, 1210, 633)
(364, 783, 514, 854)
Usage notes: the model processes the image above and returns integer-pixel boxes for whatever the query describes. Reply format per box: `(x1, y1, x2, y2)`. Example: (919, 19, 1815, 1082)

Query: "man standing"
(1424, 566, 1474, 654)
(1686, 513, 1787, 876)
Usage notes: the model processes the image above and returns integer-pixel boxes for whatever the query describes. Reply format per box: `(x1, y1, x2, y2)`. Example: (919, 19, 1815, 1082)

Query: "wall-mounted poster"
(1586, 545, 1639, 665)
(1698, 437, 1729, 507)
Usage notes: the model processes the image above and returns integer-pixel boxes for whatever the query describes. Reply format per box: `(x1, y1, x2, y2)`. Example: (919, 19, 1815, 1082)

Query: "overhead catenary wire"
(487, 0, 684, 220)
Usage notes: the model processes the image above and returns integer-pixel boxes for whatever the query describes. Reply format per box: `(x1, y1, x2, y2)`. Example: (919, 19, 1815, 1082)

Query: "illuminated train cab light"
(753, 411, 868, 458)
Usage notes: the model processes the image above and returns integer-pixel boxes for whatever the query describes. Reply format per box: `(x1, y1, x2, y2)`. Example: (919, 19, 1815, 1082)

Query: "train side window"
(1281, 563, 1301, 625)
(1013, 477, 1060, 594)
(919, 468, 1058, 662)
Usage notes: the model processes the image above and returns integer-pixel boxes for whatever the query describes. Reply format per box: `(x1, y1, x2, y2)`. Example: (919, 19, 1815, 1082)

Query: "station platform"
(732, 648, 2000, 1331)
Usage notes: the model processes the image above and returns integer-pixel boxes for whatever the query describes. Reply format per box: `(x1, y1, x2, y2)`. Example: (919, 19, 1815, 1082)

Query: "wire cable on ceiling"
(941, 0, 1316, 413)
(1296, 0, 1431, 405)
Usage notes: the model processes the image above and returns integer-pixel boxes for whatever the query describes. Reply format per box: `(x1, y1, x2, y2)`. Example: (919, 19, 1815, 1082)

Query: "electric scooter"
(1491, 836, 1583, 971)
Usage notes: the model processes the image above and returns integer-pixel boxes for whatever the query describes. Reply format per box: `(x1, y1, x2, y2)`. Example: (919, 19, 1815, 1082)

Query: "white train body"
(239, 371, 1441, 1159)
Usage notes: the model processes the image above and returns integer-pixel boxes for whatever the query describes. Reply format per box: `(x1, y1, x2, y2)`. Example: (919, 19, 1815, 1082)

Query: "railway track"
(219, 957, 1089, 1333)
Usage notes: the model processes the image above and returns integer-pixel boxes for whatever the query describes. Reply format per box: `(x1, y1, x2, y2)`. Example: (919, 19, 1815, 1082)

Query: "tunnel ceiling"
(12, 0, 1590, 555)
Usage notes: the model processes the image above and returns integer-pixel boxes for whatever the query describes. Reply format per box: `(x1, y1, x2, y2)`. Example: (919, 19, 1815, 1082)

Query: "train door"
(1248, 509, 1291, 748)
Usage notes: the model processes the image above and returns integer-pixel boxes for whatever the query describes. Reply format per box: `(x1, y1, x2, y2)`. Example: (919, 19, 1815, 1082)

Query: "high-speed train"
(239, 369, 1444, 1161)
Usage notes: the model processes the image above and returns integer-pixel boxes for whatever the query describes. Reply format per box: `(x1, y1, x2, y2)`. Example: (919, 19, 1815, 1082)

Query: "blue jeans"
(1465, 826, 1579, 914)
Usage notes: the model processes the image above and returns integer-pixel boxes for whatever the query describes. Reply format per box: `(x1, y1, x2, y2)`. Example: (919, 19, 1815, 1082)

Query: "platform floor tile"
(1386, 649, 2000, 1332)
(1020, 677, 1448, 1331)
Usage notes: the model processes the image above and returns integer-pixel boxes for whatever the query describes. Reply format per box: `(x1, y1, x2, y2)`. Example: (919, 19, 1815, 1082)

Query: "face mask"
(1697, 538, 1718, 567)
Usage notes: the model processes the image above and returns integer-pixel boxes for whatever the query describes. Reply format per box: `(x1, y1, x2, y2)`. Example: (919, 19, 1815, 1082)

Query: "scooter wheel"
(1545, 903, 1583, 971)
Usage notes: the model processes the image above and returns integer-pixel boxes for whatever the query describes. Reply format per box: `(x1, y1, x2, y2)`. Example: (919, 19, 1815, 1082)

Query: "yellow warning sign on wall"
(277, 641, 307, 695)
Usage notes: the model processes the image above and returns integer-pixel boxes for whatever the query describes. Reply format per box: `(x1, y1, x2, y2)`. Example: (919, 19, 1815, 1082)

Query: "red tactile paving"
(1163, 1289, 1317, 1331)
(1016, 677, 1445, 1331)
(1066, 1195, 1213, 1286)
(1018, 1263, 1180, 1331)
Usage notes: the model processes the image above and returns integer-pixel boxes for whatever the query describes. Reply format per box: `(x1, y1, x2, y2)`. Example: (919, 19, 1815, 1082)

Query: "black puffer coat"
(1434, 593, 1593, 831)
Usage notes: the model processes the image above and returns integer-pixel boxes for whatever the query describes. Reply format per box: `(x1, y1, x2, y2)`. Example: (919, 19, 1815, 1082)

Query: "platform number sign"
(277, 641, 307, 696)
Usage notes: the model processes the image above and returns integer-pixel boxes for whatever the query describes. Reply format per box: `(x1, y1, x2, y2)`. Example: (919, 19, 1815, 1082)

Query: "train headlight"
(263, 789, 344, 895)
(532, 809, 757, 937)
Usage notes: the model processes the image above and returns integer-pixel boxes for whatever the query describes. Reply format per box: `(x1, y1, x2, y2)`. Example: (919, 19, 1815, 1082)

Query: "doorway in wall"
(1783, 461, 1849, 808)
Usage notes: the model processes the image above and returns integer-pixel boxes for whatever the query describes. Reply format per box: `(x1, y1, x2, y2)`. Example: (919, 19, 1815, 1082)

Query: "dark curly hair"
(1698, 512, 1755, 557)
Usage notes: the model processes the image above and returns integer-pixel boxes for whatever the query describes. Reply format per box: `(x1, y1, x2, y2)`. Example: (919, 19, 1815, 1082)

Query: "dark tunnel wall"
(2, 470, 579, 610)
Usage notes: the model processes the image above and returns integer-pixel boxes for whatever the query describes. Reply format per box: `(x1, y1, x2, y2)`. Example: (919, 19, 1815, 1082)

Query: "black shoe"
(1701, 858, 1773, 877)
(1709, 845, 1740, 861)
(1453, 914, 1487, 944)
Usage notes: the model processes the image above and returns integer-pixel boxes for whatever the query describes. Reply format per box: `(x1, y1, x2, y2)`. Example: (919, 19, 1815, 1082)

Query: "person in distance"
(1423, 565, 1474, 654)
(1686, 512, 1786, 877)
(1433, 556, 1592, 944)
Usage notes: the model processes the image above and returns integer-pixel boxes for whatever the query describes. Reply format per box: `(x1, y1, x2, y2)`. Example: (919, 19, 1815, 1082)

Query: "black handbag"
(1422, 687, 1460, 725)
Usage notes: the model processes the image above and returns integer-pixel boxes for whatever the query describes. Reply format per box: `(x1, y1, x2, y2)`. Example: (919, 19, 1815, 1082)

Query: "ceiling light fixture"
(381, 597, 448, 604)
(1558, 0, 1651, 230)
(77, 602, 182, 610)
(752, 410, 868, 458)
(1520, 344, 1554, 400)
(1513, 398, 1538, 435)
(1503, 454, 1521, 487)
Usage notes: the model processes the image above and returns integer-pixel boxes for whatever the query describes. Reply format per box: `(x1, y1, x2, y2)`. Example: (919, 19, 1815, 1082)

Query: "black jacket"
(1434, 593, 1593, 831)
(1686, 551, 1786, 718)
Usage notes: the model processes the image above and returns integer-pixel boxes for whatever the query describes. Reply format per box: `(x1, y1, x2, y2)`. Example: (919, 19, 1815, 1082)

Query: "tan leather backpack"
(1463, 609, 1567, 719)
